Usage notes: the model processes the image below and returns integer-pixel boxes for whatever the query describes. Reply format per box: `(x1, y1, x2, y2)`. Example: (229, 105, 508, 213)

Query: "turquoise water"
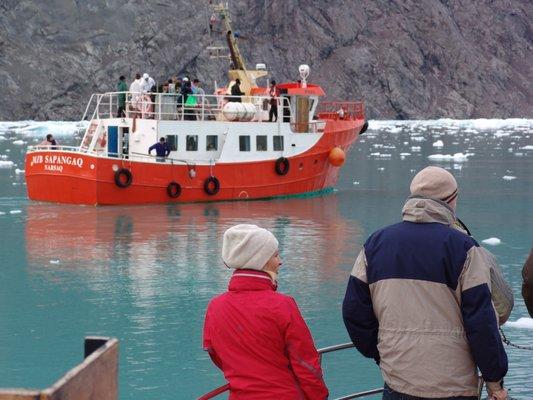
(0, 120, 532, 399)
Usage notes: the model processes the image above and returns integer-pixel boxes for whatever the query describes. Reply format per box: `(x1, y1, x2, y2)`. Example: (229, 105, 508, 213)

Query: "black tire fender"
(204, 176, 220, 195)
(360, 121, 369, 135)
(114, 168, 132, 188)
(167, 181, 181, 198)
(275, 157, 290, 176)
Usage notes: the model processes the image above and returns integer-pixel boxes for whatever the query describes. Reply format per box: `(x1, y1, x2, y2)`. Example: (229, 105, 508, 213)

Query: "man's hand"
(486, 381, 507, 400)
(489, 388, 508, 400)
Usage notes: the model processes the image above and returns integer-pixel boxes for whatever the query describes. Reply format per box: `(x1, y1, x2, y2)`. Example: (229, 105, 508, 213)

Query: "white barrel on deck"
(222, 102, 257, 121)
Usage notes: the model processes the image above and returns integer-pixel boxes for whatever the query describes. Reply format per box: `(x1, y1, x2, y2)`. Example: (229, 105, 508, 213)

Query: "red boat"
(25, 5, 367, 206)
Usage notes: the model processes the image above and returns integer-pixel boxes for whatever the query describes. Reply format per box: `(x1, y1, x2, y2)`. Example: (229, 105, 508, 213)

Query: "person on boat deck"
(343, 166, 508, 400)
(522, 248, 533, 317)
(129, 73, 142, 116)
(268, 80, 279, 122)
(117, 75, 128, 118)
(39, 134, 57, 149)
(148, 137, 170, 162)
(203, 224, 329, 400)
(229, 78, 244, 102)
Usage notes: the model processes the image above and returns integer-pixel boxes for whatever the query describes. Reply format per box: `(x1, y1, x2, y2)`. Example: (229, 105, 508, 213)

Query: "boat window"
(256, 135, 267, 151)
(166, 135, 178, 151)
(239, 135, 251, 151)
(273, 135, 284, 151)
(186, 135, 198, 151)
(206, 135, 218, 151)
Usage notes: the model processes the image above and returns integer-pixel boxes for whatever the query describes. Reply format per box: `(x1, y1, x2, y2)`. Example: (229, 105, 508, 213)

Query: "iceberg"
(428, 153, 473, 162)
(481, 237, 501, 246)
(505, 318, 533, 330)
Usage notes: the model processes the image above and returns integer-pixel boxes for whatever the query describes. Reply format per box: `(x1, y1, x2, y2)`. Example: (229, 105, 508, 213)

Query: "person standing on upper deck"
(268, 80, 279, 122)
(117, 75, 128, 117)
(229, 78, 244, 102)
(148, 137, 170, 162)
(342, 166, 508, 400)
(203, 224, 329, 400)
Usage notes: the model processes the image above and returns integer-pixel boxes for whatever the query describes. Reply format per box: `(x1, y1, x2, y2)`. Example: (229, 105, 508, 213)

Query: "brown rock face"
(0, 0, 531, 120)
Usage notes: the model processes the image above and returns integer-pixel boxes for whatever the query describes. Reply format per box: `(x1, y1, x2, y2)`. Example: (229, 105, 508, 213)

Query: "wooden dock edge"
(0, 337, 119, 400)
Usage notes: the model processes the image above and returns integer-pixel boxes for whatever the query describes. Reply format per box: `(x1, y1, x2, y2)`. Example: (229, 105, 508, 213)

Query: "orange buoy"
(328, 146, 345, 167)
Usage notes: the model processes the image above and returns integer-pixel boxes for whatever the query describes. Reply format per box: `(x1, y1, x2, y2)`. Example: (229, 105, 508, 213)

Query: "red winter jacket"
(203, 269, 328, 400)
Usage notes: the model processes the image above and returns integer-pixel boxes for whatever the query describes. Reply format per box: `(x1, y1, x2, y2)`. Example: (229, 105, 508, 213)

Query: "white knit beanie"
(222, 224, 279, 270)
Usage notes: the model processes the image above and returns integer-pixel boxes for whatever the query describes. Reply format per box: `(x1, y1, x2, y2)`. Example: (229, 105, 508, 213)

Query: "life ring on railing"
(204, 176, 220, 195)
(360, 121, 369, 135)
(114, 168, 132, 188)
(167, 181, 181, 198)
(275, 157, 290, 176)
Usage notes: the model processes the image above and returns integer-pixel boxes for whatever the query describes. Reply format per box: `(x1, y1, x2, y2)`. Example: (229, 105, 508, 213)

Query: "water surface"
(0, 119, 532, 399)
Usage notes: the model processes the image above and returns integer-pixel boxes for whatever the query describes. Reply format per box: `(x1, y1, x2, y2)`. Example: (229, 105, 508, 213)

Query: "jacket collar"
(228, 269, 277, 292)
(402, 196, 456, 226)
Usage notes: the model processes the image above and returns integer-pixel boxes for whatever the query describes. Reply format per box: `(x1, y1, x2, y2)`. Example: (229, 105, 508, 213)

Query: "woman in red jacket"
(203, 224, 329, 400)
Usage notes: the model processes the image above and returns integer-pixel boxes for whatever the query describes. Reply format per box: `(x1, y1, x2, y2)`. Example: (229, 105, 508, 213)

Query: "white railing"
(82, 91, 291, 123)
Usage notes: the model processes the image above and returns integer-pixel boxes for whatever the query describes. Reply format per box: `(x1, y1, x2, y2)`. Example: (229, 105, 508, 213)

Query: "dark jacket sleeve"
(148, 143, 156, 154)
(284, 298, 329, 400)
(460, 246, 508, 382)
(522, 248, 533, 318)
(342, 249, 380, 363)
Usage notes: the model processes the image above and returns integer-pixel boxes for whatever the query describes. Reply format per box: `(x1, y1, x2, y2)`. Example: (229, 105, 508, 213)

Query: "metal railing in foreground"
(198, 342, 383, 400)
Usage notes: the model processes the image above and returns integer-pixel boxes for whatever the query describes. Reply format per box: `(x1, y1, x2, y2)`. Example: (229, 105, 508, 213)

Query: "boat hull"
(25, 120, 363, 205)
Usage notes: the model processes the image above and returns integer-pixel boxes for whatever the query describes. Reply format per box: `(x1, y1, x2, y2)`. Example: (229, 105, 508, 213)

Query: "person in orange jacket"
(203, 224, 328, 399)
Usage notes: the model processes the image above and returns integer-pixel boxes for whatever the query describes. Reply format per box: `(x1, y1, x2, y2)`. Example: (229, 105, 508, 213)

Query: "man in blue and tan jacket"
(343, 166, 508, 400)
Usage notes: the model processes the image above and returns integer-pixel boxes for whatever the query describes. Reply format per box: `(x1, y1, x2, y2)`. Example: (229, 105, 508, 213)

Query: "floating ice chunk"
(432, 140, 444, 148)
(481, 237, 501, 246)
(520, 145, 533, 150)
(411, 146, 421, 152)
(427, 153, 473, 162)
(377, 167, 385, 171)
(49, 259, 60, 264)
(387, 127, 402, 133)
(514, 152, 524, 157)
(373, 144, 383, 148)
(505, 317, 533, 330)
(0, 154, 7, 159)
(15, 168, 25, 174)
(12, 140, 25, 145)
(370, 152, 381, 156)
(494, 131, 510, 138)
(411, 136, 425, 142)
(352, 181, 359, 185)
(400, 152, 411, 156)
(379, 154, 391, 158)
(0, 212, 5, 215)
(502, 176, 516, 181)
(9, 210, 22, 214)
(0, 160, 14, 168)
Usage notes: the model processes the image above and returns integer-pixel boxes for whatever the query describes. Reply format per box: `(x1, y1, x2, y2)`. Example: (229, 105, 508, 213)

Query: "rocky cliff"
(0, 0, 531, 120)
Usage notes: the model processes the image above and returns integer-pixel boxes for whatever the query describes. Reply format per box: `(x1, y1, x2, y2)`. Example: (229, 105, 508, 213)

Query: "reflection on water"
(21, 197, 362, 397)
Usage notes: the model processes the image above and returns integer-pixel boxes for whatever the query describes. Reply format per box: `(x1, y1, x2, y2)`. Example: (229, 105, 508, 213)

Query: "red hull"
(25, 120, 363, 205)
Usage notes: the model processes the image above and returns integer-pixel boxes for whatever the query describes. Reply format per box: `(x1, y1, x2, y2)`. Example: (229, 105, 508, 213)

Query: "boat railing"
(316, 101, 365, 121)
(27, 145, 85, 153)
(87, 91, 292, 123)
(198, 342, 383, 400)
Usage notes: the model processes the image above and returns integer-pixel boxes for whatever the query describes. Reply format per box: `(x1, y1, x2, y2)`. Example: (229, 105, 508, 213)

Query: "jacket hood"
(228, 269, 277, 292)
(402, 196, 456, 226)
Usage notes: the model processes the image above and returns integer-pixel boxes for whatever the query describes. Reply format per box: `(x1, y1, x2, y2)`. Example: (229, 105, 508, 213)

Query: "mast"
(206, 1, 267, 91)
